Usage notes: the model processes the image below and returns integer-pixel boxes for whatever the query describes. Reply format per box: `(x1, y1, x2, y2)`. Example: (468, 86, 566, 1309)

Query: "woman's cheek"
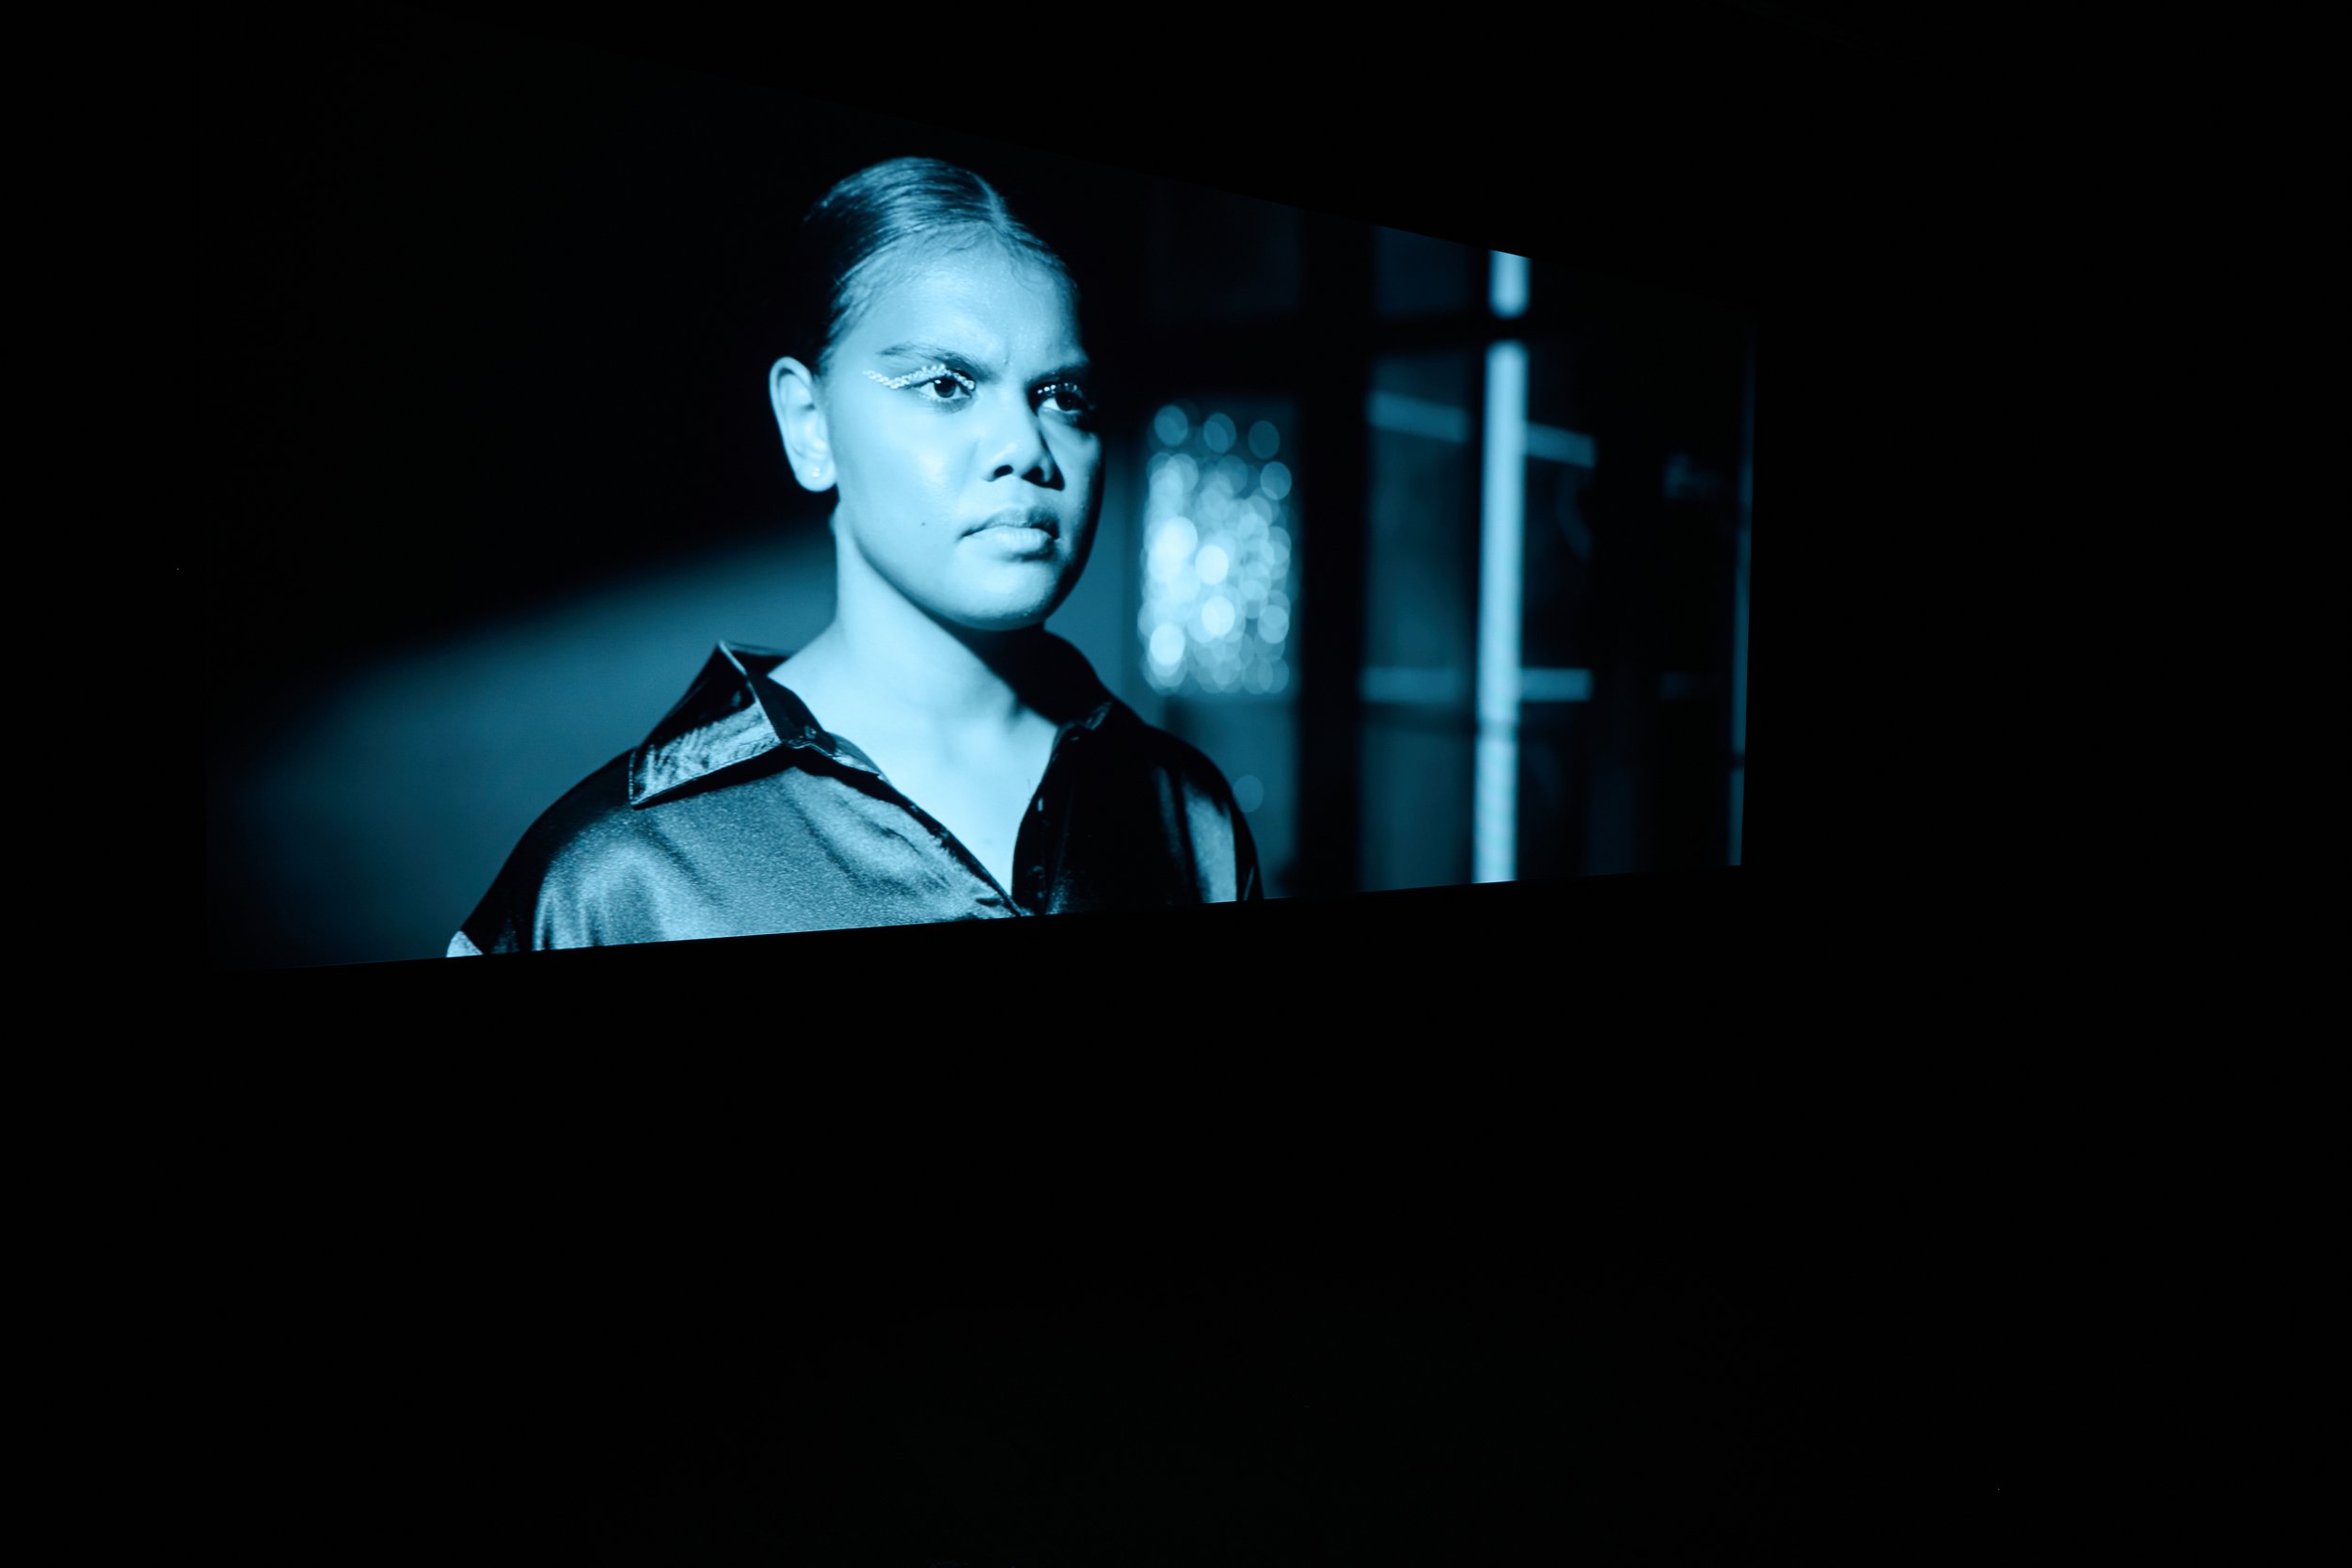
(910, 440, 959, 497)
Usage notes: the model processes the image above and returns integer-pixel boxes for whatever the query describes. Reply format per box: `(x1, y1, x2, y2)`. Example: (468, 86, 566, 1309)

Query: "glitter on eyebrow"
(866, 364, 974, 391)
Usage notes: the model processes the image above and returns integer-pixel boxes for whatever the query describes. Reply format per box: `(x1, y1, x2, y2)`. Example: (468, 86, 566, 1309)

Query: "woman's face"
(816, 238, 1102, 633)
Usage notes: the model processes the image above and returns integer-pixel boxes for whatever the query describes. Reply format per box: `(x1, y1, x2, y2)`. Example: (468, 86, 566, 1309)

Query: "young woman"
(451, 157, 1260, 954)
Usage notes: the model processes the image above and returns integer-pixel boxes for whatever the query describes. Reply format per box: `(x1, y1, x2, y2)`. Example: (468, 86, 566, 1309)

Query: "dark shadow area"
(191, 988, 1914, 1568)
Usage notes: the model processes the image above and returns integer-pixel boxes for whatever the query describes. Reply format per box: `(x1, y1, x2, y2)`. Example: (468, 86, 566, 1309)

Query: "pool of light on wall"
(1139, 403, 1294, 696)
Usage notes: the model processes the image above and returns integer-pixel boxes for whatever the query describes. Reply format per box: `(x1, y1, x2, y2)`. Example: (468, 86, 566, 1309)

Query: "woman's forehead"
(840, 240, 1082, 368)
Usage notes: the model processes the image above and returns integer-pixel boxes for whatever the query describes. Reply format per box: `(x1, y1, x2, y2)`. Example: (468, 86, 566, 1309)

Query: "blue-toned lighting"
(1232, 774, 1265, 813)
(1731, 330, 1755, 867)
(1518, 667, 1592, 703)
(1473, 250, 1531, 884)
(1366, 389, 1473, 445)
(1491, 251, 1530, 319)
(1525, 423, 1597, 467)
(1154, 404, 1192, 448)
(1138, 411, 1295, 695)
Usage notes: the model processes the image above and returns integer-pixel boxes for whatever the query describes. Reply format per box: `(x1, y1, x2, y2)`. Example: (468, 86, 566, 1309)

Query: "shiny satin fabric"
(452, 637, 1260, 953)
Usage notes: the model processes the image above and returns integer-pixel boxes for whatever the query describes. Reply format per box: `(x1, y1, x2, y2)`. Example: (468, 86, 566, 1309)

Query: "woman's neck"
(781, 546, 1052, 754)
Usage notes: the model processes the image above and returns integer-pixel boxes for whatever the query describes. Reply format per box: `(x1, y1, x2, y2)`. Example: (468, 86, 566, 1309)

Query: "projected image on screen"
(205, 12, 1755, 967)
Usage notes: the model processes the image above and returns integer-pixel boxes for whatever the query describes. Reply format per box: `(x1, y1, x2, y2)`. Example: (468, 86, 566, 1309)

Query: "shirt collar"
(628, 636, 1120, 809)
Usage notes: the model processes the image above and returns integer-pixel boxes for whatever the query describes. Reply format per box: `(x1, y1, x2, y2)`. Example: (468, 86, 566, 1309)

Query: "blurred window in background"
(1352, 237, 1751, 888)
(1359, 347, 1480, 893)
(1135, 198, 1752, 899)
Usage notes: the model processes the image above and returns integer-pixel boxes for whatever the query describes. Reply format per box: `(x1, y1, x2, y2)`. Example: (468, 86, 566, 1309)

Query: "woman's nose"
(986, 393, 1058, 486)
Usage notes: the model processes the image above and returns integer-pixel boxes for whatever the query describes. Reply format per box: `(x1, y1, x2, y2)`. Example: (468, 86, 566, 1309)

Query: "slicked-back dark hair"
(782, 156, 1073, 375)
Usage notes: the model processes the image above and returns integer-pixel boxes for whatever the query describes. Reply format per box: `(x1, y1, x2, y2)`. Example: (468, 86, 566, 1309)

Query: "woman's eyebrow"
(870, 341, 1090, 386)
(871, 341, 986, 372)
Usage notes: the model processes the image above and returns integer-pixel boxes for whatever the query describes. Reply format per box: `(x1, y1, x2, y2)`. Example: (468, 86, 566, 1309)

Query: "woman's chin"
(944, 600, 1059, 635)
(935, 565, 1078, 632)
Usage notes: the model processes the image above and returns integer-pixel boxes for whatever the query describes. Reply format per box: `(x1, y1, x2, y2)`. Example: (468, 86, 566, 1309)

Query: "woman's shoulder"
(1035, 637, 1240, 802)
(1098, 703, 1240, 801)
(508, 750, 648, 866)
(454, 641, 816, 953)
(1088, 704, 1262, 900)
(453, 749, 663, 953)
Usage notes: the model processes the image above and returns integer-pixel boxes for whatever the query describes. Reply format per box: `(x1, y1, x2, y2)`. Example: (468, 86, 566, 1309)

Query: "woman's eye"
(866, 364, 976, 402)
(1038, 383, 1094, 420)
(917, 371, 976, 402)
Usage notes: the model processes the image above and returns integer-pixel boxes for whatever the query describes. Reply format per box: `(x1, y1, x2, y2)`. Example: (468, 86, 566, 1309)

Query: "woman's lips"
(968, 506, 1059, 539)
(965, 523, 1057, 558)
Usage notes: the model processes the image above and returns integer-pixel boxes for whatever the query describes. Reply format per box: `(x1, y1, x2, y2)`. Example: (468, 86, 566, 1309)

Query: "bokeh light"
(1139, 411, 1295, 695)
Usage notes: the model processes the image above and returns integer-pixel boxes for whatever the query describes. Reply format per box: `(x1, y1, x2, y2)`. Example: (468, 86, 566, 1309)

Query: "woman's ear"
(770, 356, 834, 493)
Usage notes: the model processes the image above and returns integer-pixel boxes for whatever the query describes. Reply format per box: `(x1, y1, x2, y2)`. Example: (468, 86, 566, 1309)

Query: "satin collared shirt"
(451, 638, 1261, 953)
